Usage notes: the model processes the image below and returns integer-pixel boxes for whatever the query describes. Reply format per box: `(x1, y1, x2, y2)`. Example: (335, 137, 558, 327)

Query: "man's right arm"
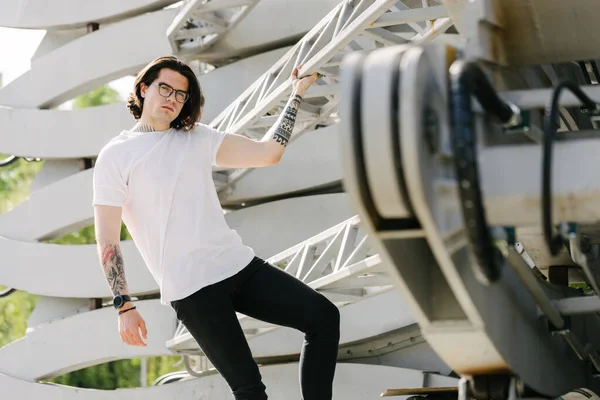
(94, 204, 147, 346)
(94, 205, 132, 308)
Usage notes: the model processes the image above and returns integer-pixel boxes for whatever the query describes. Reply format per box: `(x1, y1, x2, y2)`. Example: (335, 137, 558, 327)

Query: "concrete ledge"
(0, 299, 177, 381)
(0, 362, 455, 399)
(0, 0, 179, 30)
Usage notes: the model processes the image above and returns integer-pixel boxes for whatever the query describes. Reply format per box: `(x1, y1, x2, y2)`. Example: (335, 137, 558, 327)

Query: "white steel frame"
(208, 0, 452, 192)
(167, 0, 260, 55)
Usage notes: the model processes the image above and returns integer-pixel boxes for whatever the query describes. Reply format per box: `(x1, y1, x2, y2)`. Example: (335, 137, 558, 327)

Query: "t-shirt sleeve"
(204, 125, 228, 167)
(92, 147, 127, 207)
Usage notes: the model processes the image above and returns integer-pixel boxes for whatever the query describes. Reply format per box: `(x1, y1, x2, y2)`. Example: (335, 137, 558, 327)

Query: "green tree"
(147, 356, 185, 385)
(73, 85, 120, 109)
(0, 155, 43, 213)
(0, 285, 39, 348)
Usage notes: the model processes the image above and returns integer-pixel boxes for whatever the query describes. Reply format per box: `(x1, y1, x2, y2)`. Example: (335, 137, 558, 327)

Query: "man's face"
(140, 68, 189, 125)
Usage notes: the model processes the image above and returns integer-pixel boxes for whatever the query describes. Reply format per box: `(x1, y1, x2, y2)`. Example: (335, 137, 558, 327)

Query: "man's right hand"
(118, 306, 148, 346)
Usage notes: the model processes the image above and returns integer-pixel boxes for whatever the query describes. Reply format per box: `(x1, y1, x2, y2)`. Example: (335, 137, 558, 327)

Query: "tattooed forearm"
(101, 243, 129, 296)
(270, 94, 303, 146)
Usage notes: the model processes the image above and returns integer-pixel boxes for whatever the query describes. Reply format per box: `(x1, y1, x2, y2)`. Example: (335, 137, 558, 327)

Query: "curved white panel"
(0, 104, 128, 158)
(0, 0, 179, 29)
(0, 9, 177, 109)
(0, 47, 290, 159)
(0, 238, 154, 298)
(0, 363, 445, 399)
(222, 125, 341, 205)
(0, 194, 353, 297)
(227, 193, 354, 258)
(27, 297, 92, 329)
(0, 300, 176, 381)
(0, 169, 95, 241)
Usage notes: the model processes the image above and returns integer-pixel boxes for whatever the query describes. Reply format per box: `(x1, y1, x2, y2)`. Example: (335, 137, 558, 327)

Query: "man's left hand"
(291, 65, 321, 95)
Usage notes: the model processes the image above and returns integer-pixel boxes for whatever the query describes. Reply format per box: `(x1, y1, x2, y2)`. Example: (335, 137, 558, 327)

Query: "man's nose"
(165, 93, 176, 104)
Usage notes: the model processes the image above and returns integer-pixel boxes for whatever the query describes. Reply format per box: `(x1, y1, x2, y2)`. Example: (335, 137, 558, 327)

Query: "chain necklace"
(131, 123, 156, 133)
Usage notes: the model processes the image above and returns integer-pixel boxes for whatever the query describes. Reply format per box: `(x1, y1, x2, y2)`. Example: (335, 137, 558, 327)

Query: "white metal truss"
(167, 0, 259, 55)
(166, 215, 402, 355)
(209, 0, 452, 191)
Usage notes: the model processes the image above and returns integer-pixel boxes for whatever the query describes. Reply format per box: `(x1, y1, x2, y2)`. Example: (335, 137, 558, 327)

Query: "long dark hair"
(127, 56, 205, 131)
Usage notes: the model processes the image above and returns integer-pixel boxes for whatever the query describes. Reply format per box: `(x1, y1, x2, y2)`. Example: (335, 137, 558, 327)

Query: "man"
(92, 56, 340, 400)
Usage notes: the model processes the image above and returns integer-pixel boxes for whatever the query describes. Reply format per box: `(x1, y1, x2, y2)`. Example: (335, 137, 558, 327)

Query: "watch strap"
(118, 306, 137, 316)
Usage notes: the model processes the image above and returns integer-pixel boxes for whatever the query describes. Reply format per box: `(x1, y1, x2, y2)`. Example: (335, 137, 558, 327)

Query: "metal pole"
(140, 357, 148, 387)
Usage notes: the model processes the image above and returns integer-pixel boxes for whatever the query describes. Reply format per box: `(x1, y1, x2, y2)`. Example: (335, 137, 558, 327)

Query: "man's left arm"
(215, 66, 319, 169)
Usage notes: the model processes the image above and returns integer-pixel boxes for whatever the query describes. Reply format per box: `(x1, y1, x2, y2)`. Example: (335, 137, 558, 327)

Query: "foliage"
(146, 356, 184, 385)
(73, 85, 121, 109)
(0, 285, 39, 348)
(44, 355, 184, 389)
(48, 222, 132, 245)
(0, 156, 43, 213)
(49, 359, 141, 389)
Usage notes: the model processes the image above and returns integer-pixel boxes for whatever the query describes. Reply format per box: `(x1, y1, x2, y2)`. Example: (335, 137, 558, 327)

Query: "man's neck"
(131, 122, 158, 133)
(133, 116, 171, 133)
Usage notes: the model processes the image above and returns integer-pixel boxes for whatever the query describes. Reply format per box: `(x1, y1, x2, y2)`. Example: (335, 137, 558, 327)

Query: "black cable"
(451, 61, 516, 123)
(449, 60, 520, 284)
(591, 61, 600, 83)
(542, 80, 598, 256)
(0, 287, 16, 298)
(578, 61, 592, 85)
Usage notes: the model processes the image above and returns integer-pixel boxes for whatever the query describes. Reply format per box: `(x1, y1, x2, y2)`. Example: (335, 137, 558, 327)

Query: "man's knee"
(309, 296, 340, 339)
(324, 299, 340, 329)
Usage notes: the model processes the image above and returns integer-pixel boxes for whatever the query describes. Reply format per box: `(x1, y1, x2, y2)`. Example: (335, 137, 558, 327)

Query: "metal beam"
(166, 0, 259, 54)
(209, 0, 452, 193)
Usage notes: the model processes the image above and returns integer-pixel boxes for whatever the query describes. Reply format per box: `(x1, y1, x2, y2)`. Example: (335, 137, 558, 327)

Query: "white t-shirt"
(92, 123, 255, 305)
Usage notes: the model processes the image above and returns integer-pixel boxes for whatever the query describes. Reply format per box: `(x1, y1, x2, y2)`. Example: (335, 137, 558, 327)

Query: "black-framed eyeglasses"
(150, 82, 190, 104)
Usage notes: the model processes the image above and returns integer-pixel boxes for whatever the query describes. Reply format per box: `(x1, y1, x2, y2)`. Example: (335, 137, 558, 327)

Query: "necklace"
(131, 123, 156, 133)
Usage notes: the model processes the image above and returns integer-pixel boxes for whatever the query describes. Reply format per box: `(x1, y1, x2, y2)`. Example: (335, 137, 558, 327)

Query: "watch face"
(114, 296, 123, 308)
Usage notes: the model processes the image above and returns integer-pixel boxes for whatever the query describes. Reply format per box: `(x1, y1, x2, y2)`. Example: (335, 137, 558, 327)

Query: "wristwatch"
(113, 294, 132, 309)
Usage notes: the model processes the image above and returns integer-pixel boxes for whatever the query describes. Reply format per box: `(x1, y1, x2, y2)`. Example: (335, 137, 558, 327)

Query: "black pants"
(171, 256, 341, 400)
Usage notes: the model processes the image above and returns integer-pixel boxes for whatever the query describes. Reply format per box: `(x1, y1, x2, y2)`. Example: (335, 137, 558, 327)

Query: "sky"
(0, 27, 132, 101)
(0, 27, 45, 85)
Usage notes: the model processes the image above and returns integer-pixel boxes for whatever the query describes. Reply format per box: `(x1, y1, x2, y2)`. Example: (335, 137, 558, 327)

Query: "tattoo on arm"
(271, 94, 303, 147)
(101, 243, 128, 296)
